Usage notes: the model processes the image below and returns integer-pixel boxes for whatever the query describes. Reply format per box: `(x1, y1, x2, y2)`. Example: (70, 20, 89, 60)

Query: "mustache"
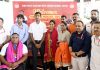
(94, 30, 98, 31)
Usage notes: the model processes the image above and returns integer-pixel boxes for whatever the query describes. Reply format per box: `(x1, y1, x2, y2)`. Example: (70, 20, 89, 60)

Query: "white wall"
(0, 1, 13, 31)
(77, 1, 100, 24)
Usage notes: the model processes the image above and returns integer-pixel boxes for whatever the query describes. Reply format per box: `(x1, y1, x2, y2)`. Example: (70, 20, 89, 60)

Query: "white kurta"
(0, 28, 10, 44)
(90, 35, 100, 70)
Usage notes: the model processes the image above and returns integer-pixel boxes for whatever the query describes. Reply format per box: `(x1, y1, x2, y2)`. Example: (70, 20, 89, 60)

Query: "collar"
(95, 35, 100, 39)
(16, 22, 23, 27)
(76, 30, 85, 35)
(16, 23, 24, 29)
(35, 21, 41, 24)
(99, 36, 100, 39)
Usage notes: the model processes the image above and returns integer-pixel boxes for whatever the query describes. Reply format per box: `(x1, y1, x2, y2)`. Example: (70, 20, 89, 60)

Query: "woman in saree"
(44, 20, 58, 70)
(55, 21, 71, 70)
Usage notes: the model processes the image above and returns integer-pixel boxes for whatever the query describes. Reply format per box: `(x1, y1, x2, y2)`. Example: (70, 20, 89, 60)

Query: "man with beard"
(85, 9, 99, 70)
(57, 15, 67, 35)
(68, 13, 80, 34)
(86, 9, 99, 34)
(90, 21, 100, 70)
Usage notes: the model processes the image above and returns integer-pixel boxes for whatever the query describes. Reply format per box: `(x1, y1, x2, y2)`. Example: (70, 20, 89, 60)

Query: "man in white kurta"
(90, 22, 100, 70)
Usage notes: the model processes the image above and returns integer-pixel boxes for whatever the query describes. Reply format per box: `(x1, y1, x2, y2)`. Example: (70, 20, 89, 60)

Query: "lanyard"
(76, 33, 84, 40)
(13, 45, 18, 61)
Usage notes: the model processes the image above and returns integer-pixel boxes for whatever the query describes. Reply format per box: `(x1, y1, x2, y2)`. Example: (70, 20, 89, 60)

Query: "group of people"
(0, 9, 100, 70)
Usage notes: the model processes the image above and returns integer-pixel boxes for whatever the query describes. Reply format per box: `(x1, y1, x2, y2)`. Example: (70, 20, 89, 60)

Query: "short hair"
(61, 15, 67, 18)
(49, 19, 55, 24)
(17, 14, 24, 19)
(73, 13, 79, 16)
(35, 12, 41, 16)
(0, 17, 4, 22)
(91, 9, 99, 14)
(61, 21, 67, 26)
(76, 20, 84, 25)
(12, 33, 19, 36)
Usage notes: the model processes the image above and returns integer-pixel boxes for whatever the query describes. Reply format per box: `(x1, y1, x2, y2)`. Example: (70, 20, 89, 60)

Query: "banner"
(13, 1, 77, 26)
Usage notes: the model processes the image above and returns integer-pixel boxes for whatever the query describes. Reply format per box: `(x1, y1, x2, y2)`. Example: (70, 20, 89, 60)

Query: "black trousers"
(57, 67, 68, 70)
(1, 64, 24, 70)
(32, 41, 45, 70)
(49, 61, 56, 70)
